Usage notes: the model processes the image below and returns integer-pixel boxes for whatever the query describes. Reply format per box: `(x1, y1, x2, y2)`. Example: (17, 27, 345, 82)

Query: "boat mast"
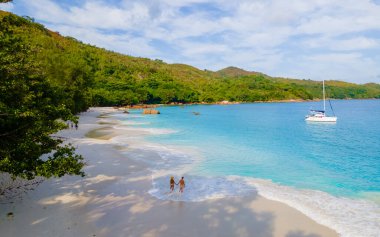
(323, 80, 326, 112)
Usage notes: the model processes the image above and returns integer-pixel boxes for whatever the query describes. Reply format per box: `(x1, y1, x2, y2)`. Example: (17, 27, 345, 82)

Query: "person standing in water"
(170, 176, 176, 192)
(179, 177, 185, 193)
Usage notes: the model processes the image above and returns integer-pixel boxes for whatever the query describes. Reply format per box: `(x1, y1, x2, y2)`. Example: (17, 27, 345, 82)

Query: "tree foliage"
(0, 12, 85, 179)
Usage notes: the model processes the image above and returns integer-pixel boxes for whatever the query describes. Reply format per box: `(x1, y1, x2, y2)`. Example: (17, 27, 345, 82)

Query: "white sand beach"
(0, 107, 339, 237)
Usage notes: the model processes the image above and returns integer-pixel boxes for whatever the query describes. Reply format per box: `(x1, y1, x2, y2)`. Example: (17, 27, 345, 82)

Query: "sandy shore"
(0, 107, 339, 237)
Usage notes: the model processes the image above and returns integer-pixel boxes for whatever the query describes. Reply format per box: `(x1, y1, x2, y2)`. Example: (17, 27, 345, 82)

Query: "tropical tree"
(0, 14, 85, 179)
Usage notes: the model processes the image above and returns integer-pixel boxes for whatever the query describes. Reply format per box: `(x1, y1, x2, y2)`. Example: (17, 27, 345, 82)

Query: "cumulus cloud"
(304, 37, 379, 51)
(22, 0, 151, 30)
(277, 52, 380, 83)
(50, 25, 159, 58)
(6, 0, 380, 83)
(0, 2, 14, 11)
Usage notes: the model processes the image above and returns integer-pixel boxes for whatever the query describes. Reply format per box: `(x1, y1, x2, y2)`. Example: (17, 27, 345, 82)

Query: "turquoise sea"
(112, 99, 380, 237)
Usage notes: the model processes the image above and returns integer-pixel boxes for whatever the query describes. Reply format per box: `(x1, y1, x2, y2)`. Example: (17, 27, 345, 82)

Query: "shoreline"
(0, 107, 339, 237)
(117, 98, 380, 111)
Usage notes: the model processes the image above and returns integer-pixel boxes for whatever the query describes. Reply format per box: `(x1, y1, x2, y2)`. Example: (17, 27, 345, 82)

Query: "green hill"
(1, 9, 380, 107)
(215, 66, 264, 78)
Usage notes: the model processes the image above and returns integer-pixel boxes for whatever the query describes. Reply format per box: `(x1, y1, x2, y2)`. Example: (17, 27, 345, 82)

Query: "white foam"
(110, 113, 144, 119)
(115, 139, 248, 203)
(121, 121, 150, 125)
(149, 175, 257, 202)
(138, 140, 255, 203)
(141, 143, 201, 174)
(106, 112, 178, 135)
(113, 125, 177, 135)
(246, 178, 380, 237)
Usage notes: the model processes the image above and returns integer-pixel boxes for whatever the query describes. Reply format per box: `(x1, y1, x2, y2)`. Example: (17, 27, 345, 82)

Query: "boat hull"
(305, 116, 337, 122)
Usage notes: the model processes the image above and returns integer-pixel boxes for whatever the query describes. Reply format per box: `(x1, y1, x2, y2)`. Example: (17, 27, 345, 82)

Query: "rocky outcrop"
(131, 104, 157, 109)
(217, 100, 240, 105)
(142, 109, 160, 114)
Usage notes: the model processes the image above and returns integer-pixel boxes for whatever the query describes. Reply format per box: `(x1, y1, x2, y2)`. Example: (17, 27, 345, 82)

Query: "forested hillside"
(1, 10, 379, 107)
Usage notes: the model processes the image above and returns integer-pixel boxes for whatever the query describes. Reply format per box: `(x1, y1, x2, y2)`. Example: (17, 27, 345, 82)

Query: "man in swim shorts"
(179, 177, 185, 193)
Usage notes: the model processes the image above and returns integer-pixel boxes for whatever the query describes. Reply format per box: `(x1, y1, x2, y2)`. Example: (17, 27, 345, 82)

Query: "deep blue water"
(127, 100, 380, 198)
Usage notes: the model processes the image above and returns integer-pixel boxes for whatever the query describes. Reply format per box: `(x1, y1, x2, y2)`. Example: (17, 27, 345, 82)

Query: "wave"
(149, 175, 257, 202)
(246, 178, 380, 237)
(121, 120, 150, 125)
(113, 125, 177, 135)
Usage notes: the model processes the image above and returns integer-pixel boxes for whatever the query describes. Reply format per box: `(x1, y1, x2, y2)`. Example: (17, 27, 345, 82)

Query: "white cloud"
(180, 42, 229, 57)
(160, 13, 222, 40)
(333, 37, 379, 51)
(0, 2, 14, 11)
(23, 0, 152, 30)
(71, 2, 151, 29)
(295, 1, 380, 36)
(221, 49, 285, 73)
(24, 0, 67, 23)
(304, 37, 379, 51)
(51, 25, 159, 57)
(281, 53, 380, 83)
(306, 53, 362, 63)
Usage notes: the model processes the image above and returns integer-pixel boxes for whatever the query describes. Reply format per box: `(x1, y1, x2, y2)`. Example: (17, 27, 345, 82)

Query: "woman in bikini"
(170, 176, 176, 192)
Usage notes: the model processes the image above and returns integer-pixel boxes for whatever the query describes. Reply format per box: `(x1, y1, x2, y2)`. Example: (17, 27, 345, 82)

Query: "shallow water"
(111, 100, 380, 237)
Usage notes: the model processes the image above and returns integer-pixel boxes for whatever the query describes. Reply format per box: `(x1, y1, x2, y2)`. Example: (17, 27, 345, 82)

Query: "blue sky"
(1, 0, 380, 84)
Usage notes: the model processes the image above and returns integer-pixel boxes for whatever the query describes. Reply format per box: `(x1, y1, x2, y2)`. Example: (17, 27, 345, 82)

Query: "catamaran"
(305, 80, 337, 122)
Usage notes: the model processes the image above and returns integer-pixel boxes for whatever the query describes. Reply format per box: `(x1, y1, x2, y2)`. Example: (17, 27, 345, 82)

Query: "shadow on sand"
(1, 141, 327, 237)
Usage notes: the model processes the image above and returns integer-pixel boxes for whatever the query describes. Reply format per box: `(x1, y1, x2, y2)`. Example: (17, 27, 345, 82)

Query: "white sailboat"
(305, 80, 337, 122)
